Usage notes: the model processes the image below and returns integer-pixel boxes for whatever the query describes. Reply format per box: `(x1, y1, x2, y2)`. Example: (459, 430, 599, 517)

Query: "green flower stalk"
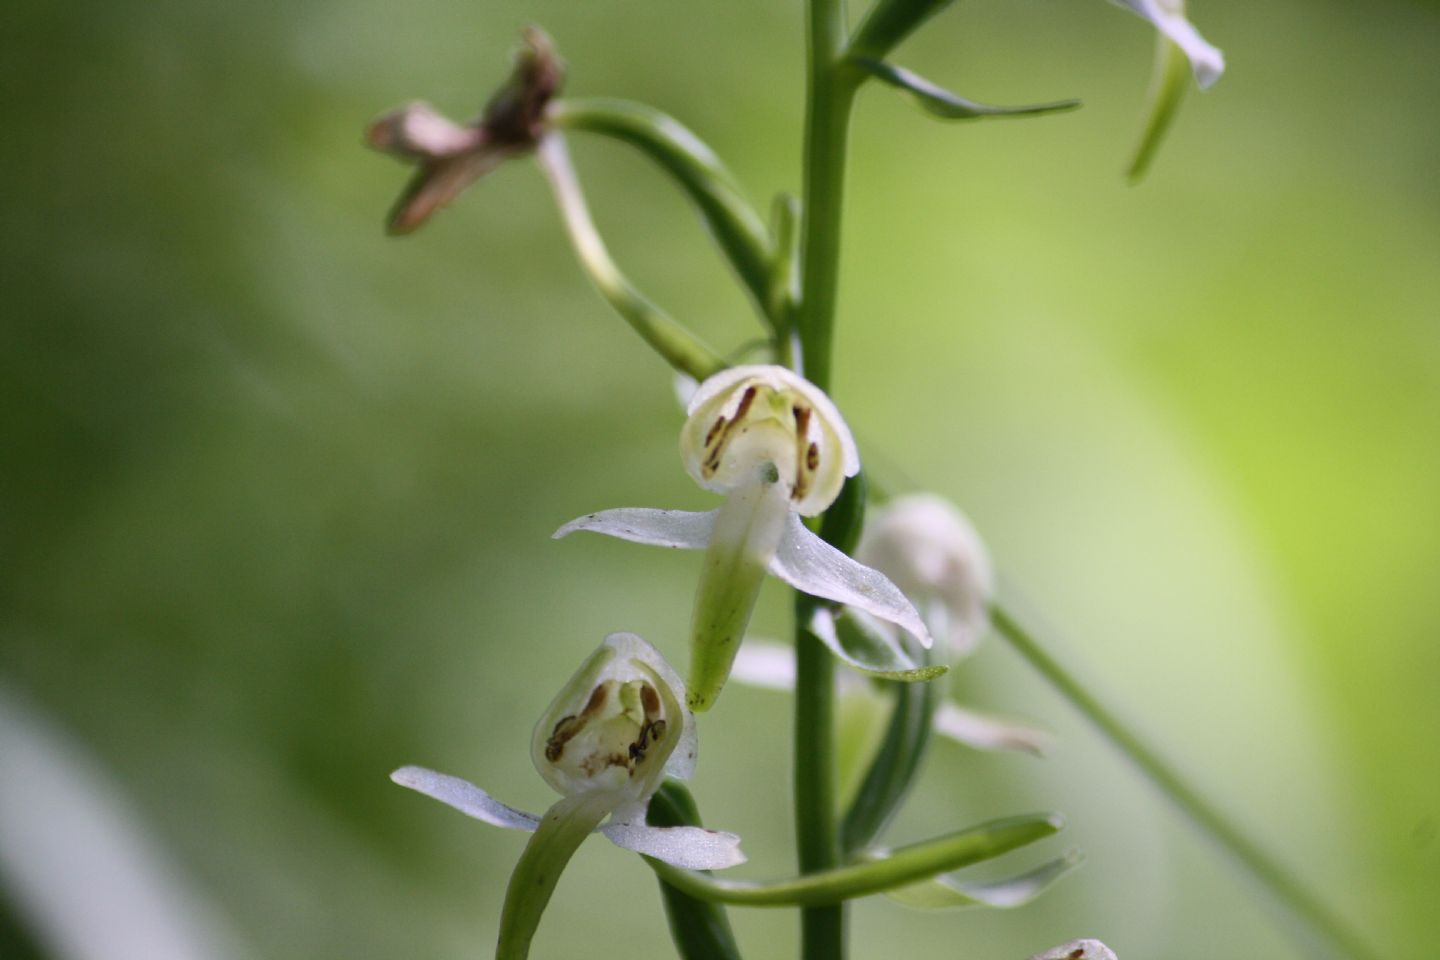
(391, 634, 744, 960)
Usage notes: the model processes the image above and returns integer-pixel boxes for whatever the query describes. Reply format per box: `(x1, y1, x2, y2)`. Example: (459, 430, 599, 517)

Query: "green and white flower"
(555, 365, 931, 711)
(1029, 939, 1119, 960)
(392, 633, 743, 960)
(1111, 0, 1224, 89)
(856, 493, 994, 660)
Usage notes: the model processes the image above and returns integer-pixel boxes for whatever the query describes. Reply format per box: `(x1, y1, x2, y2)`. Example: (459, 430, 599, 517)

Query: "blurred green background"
(3, 0, 1438, 957)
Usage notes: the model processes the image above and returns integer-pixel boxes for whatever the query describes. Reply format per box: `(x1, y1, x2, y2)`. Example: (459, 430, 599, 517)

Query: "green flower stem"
(794, 609, 842, 957)
(991, 603, 1381, 960)
(547, 99, 775, 315)
(647, 783, 743, 960)
(839, 664, 942, 856)
(795, 1, 861, 390)
(849, 0, 954, 62)
(648, 812, 1063, 907)
(536, 134, 726, 381)
(794, 0, 863, 954)
(768, 193, 802, 341)
(495, 792, 613, 960)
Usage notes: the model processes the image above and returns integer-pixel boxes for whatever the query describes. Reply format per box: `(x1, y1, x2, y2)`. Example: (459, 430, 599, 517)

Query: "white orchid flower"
(1111, 0, 1224, 90)
(555, 365, 931, 711)
(392, 633, 744, 960)
(856, 493, 994, 660)
(1029, 939, 1119, 960)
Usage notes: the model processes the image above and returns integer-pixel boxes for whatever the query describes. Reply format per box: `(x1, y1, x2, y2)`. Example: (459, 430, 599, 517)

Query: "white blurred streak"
(0, 683, 247, 960)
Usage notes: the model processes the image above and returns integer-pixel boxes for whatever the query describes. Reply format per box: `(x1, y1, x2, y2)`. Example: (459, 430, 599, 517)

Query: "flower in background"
(856, 493, 994, 660)
(555, 365, 931, 711)
(392, 634, 743, 960)
(1110, 0, 1226, 181)
(1029, 939, 1119, 960)
(366, 27, 563, 234)
(1111, 0, 1224, 89)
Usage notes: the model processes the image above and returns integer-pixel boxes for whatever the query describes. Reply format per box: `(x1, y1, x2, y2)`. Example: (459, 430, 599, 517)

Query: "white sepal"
(1111, 0, 1224, 89)
(601, 820, 747, 870)
(553, 508, 717, 550)
(770, 514, 932, 649)
(390, 766, 541, 830)
(727, 640, 798, 691)
(932, 703, 1054, 757)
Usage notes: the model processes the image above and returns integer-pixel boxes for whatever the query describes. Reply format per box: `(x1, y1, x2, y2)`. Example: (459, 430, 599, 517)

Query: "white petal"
(728, 640, 798, 691)
(1112, 0, 1225, 89)
(553, 507, 717, 550)
(933, 704, 1054, 757)
(769, 515, 932, 648)
(390, 766, 540, 831)
(855, 493, 994, 657)
(601, 820, 747, 870)
(1029, 939, 1119, 960)
(673, 372, 699, 409)
(809, 607, 945, 681)
(366, 101, 484, 158)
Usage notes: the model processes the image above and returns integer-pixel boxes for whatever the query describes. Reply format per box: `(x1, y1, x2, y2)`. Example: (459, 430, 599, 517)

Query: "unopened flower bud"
(857, 494, 993, 658)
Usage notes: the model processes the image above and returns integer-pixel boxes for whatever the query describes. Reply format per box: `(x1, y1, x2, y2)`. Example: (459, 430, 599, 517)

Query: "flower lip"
(680, 365, 859, 517)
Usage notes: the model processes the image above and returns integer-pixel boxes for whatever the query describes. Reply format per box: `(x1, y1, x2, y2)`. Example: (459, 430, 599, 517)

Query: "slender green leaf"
(885, 849, 1083, 909)
(647, 812, 1064, 907)
(855, 59, 1080, 121)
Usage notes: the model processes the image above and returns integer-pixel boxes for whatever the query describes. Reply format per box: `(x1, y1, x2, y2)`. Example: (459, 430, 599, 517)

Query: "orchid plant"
(370, 3, 1381, 959)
